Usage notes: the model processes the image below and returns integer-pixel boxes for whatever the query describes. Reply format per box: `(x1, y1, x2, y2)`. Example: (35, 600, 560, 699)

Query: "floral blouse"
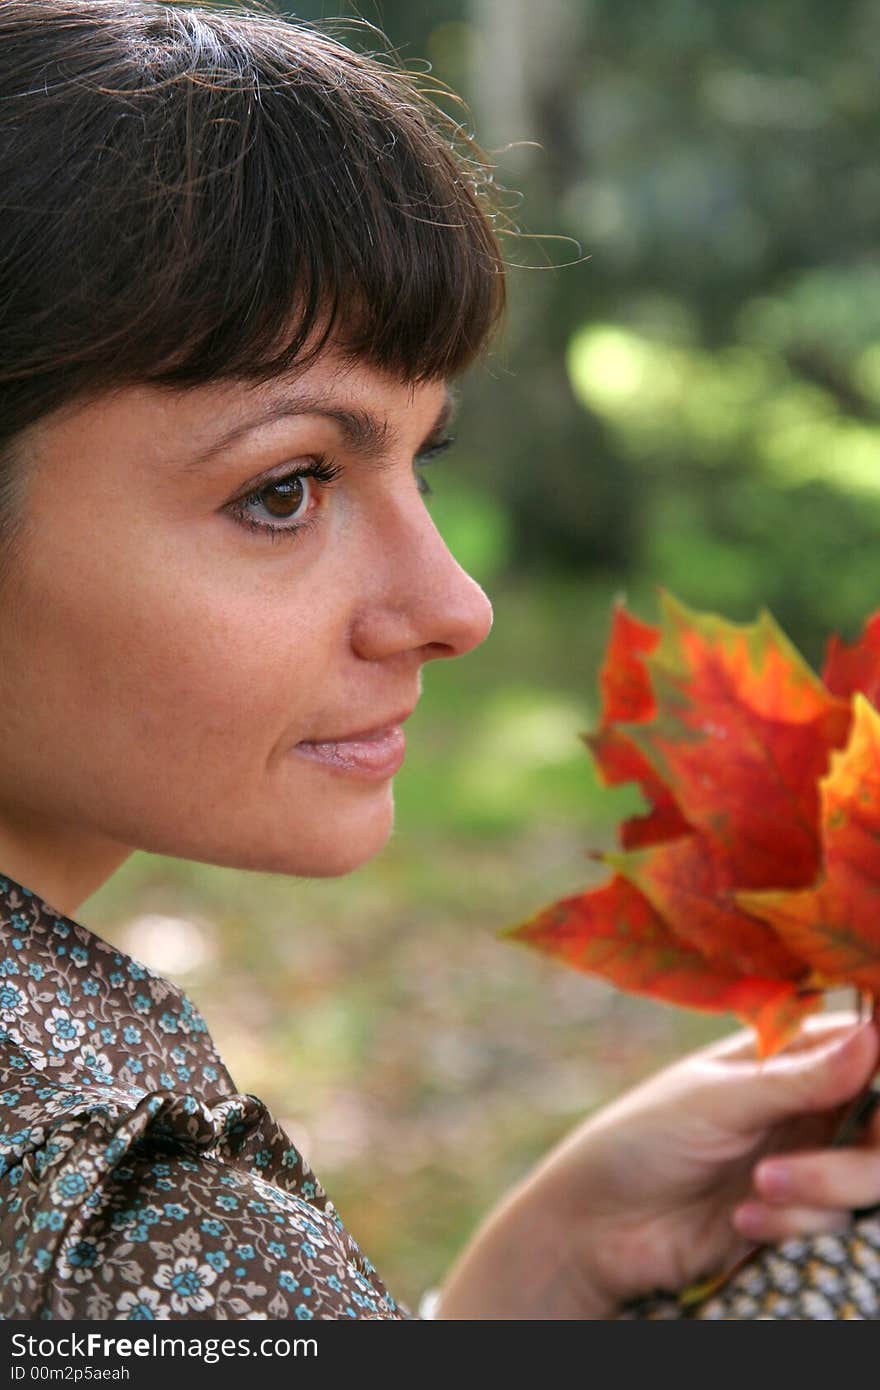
(0, 873, 411, 1320)
(6, 872, 880, 1323)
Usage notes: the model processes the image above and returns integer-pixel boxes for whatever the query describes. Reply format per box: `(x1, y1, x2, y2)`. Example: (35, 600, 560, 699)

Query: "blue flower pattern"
(0, 875, 411, 1320)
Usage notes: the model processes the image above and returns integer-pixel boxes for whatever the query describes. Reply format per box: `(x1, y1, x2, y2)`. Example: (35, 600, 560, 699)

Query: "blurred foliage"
(302, 0, 880, 656)
(84, 0, 880, 1306)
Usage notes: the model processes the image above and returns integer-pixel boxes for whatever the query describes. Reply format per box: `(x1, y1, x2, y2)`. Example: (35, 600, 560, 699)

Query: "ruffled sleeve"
(0, 874, 413, 1320)
(0, 1086, 412, 1320)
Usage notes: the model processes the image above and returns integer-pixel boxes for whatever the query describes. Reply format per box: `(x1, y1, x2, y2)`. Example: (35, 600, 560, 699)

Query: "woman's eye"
(228, 458, 344, 541)
(227, 446, 440, 544)
(413, 433, 453, 498)
(251, 474, 310, 522)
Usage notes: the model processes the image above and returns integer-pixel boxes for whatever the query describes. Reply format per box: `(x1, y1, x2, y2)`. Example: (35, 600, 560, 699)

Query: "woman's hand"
(436, 1013, 880, 1319)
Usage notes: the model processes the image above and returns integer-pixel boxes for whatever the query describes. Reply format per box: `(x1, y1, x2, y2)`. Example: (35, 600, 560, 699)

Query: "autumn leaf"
(594, 602, 659, 724)
(823, 611, 880, 707)
(740, 695, 880, 995)
(625, 594, 851, 889)
(585, 602, 691, 849)
(502, 591, 880, 1057)
(504, 875, 819, 1056)
(605, 835, 806, 980)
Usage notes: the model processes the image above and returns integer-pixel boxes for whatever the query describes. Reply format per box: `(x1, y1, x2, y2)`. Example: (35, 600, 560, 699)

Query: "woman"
(0, 0, 878, 1321)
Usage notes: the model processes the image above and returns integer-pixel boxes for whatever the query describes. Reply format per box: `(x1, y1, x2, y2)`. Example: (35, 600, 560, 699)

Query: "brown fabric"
(7, 869, 877, 1321)
(0, 873, 410, 1320)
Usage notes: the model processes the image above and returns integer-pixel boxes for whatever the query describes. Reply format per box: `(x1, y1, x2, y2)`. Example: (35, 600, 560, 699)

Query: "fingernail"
(755, 1160, 791, 1199)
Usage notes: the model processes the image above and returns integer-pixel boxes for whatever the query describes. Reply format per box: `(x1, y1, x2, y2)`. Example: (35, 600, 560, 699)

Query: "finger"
(732, 1200, 852, 1244)
(704, 1011, 868, 1064)
(695, 1017, 879, 1134)
(755, 1148, 880, 1212)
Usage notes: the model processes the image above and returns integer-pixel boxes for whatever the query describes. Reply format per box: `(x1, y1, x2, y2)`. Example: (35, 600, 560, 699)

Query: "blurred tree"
(464, 0, 638, 573)
(464, 0, 880, 647)
(275, 0, 880, 647)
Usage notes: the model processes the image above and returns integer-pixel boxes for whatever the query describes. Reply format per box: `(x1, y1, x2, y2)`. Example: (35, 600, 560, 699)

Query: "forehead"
(25, 351, 452, 472)
(186, 359, 452, 463)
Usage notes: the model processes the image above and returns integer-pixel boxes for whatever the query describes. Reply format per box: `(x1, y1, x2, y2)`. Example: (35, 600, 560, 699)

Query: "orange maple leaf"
(740, 696, 880, 996)
(504, 592, 878, 1056)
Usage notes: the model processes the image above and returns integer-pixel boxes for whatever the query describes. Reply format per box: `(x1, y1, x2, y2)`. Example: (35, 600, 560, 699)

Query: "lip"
(292, 708, 414, 780)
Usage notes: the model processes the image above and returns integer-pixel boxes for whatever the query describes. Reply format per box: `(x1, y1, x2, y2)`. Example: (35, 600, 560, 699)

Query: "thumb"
(703, 1016, 880, 1136)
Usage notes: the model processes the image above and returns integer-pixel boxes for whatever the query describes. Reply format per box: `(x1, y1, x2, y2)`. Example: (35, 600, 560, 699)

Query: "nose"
(349, 509, 494, 665)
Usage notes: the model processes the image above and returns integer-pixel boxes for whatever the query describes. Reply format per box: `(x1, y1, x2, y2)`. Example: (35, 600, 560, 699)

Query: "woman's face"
(0, 348, 493, 904)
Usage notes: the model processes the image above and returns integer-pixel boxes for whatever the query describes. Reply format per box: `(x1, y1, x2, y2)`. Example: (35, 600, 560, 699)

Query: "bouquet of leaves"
(505, 592, 880, 1058)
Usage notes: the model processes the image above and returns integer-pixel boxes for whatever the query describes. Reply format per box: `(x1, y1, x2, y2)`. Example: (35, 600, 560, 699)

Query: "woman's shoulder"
(0, 874, 413, 1320)
(0, 871, 236, 1102)
(0, 1079, 411, 1319)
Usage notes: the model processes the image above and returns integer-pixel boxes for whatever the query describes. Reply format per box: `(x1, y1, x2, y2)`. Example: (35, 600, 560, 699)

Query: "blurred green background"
(83, 0, 880, 1308)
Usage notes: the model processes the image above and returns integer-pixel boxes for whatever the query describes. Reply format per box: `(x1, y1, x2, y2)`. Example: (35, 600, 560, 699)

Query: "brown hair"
(0, 0, 506, 561)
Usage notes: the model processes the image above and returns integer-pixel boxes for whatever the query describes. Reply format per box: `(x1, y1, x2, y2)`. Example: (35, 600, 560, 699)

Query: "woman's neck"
(0, 813, 131, 917)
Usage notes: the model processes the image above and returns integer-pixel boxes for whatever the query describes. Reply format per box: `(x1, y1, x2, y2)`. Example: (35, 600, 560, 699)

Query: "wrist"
(435, 1175, 618, 1320)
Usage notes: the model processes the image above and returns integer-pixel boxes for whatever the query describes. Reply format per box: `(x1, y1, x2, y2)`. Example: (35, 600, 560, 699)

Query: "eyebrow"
(186, 386, 456, 471)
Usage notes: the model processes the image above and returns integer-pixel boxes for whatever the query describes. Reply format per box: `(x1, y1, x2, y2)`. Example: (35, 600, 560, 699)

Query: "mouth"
(292, 708, 414, 780)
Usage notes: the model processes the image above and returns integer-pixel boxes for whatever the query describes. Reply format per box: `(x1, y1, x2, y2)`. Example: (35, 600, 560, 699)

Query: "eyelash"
(226, 436, 454, 544)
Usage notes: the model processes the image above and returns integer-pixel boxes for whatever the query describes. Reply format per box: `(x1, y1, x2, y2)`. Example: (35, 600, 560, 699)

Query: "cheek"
(1, 542, 335, 796)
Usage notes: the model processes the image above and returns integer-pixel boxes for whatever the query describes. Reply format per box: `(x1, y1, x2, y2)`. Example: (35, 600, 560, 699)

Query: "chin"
(124, 776, 397, 880)
(289, 834, 391, 878)
(210, 795, 396, 879)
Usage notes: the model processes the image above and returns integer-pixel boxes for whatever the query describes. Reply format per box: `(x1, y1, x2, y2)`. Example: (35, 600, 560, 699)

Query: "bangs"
(130, 11, 507, 388)
(0, 3, 507, 417)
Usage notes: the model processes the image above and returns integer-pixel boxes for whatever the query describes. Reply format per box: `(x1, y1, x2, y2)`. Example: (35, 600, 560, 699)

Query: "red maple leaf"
(740, 696, 880, 996)
(585, 603, 690, 849)
(504, 593, 880, 1056)
(823, 611, 880, 707)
